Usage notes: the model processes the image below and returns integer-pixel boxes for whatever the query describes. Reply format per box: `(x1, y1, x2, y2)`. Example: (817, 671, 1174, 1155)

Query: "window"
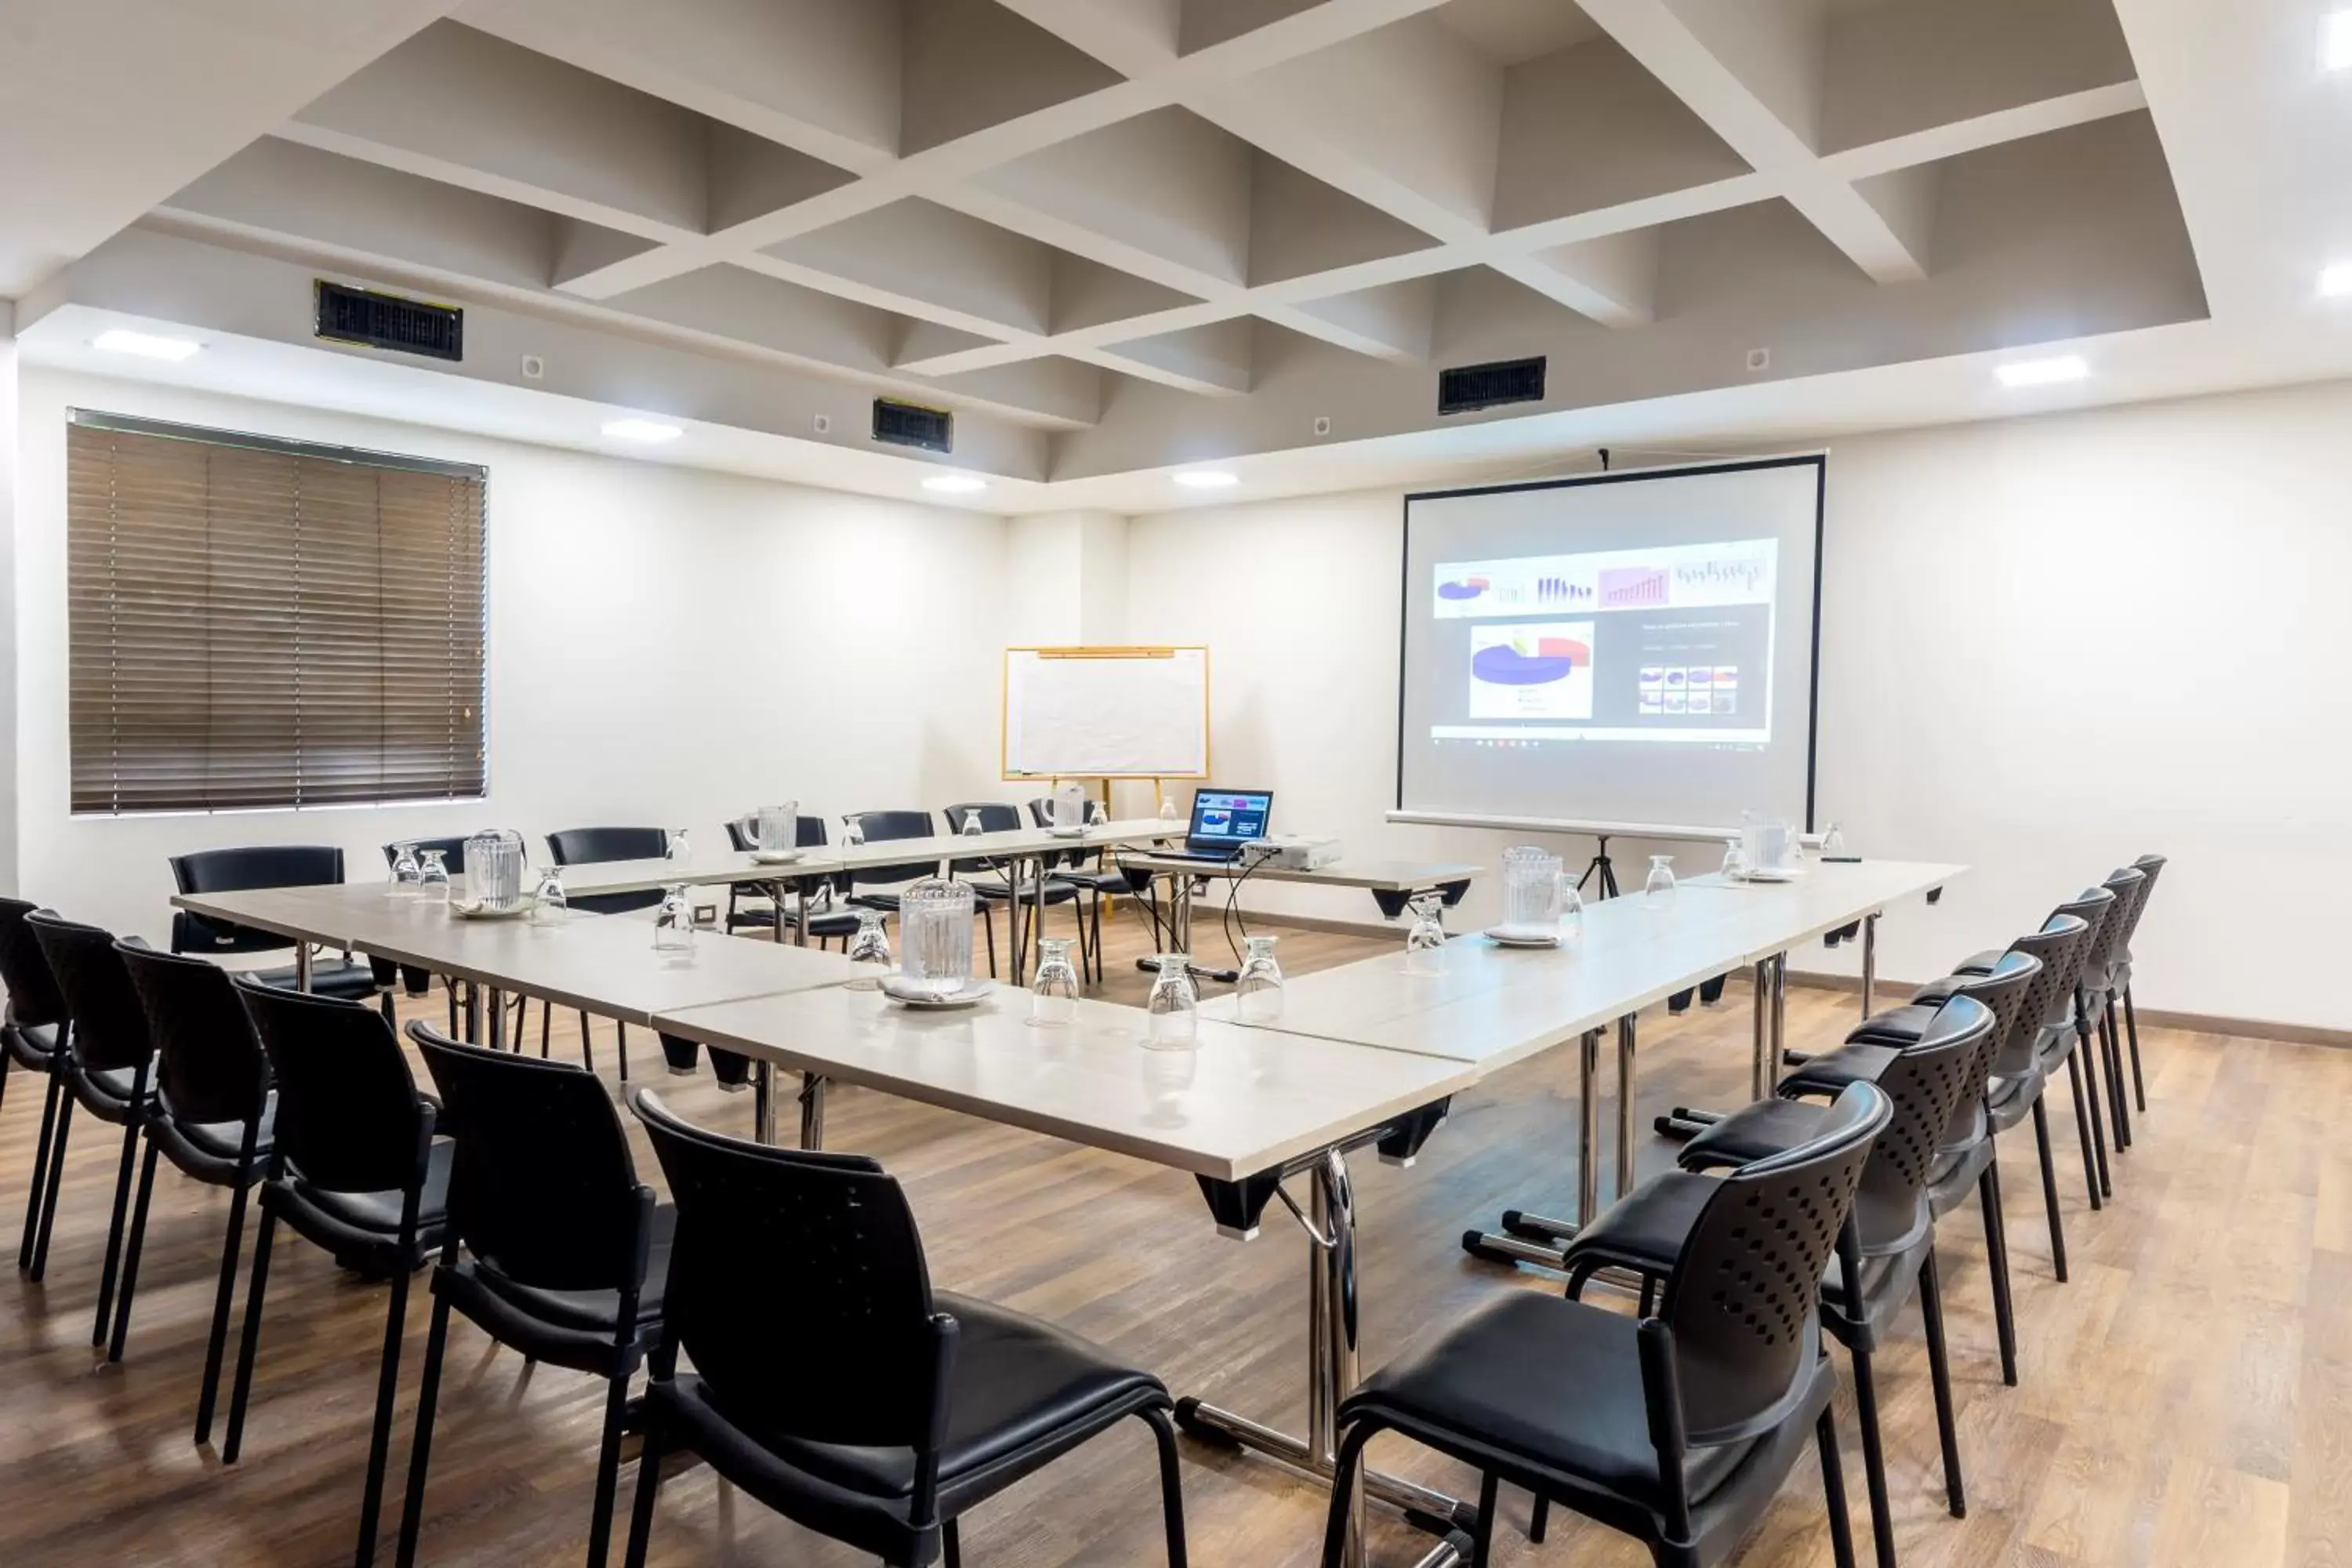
(67, 411, 487, 815)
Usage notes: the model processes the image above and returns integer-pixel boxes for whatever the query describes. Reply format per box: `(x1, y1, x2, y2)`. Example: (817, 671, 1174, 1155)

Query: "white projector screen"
(1395, 457, 1825, 837)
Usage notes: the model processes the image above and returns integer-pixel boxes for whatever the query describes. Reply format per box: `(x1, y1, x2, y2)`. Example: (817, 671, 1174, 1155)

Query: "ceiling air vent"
(1438, 356, 1546, 416)
(314, 281, 463, 362)
(872, 397, 953, 453)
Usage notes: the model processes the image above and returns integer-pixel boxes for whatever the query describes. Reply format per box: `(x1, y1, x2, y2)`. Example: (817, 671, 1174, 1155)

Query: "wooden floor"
(0, 908, 2341, 1568)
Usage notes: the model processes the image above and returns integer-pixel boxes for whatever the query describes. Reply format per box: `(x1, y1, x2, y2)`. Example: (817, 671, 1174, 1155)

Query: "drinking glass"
(1556, 877, 1584, 941)
(531, 866, 567, 926)
(665, 828, 691, 862)
(899, 877, 975, 999)
(388, 843, 422, 898)
(654, 884, 696, 952)
(418, 849, 451, 903)
(1644, 855, 1678, 907)
(846, 909, 891, 989)
(1820, 821, 1849, 858)
(1159, 793, 1183, 823)
(844, 819, 866, 848)
(1236, 935, 1285, 1024)
(1145, 953, 1199, 1049)
(1029, 938, 1080, 1027)
(1404, 892, 1447, 972)
(1720, 837, 1749, 880)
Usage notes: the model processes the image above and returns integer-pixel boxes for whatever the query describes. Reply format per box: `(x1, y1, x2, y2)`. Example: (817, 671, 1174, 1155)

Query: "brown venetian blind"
(67, 412, 486, 815)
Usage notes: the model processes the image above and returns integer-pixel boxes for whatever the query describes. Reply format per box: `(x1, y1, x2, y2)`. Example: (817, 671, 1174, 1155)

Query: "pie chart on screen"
(1439, 577, 1490, 601)
(1472, 635, 1589, 686)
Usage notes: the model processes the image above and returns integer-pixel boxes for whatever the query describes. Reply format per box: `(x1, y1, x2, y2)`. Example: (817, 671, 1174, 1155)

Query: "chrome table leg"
(798, 1073, 827, 1150)
(1860, 911, 1878, 1015)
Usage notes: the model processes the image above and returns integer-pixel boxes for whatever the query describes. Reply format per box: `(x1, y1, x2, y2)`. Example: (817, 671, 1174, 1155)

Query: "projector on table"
(1246, 835, 1342, 870)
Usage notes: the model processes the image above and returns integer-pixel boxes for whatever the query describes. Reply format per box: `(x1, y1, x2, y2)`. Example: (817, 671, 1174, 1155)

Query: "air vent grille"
(872, 398, 953, 452)
(1438, 357, 1545, 416)
(315, 281, 463, 362)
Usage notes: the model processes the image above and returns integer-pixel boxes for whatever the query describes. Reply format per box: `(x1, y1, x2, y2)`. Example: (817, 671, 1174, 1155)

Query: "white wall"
(16, 368, 1014, 942)
(1126, 377, 2352, 1032)
(0, 327, 18, 897)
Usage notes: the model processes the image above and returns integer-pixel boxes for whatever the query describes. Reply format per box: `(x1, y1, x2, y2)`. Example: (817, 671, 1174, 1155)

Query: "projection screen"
(1393, 456, 1825, 838)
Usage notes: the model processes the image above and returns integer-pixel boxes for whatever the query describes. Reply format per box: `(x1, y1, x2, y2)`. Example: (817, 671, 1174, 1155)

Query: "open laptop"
(1157, 788, 1274, 864)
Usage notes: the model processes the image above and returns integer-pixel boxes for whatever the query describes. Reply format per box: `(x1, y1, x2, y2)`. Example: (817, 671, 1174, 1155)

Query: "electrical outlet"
(813, 413, 832, 435)
(692, 902, 717, 927)
(1746, 348, 1770, 372)
(1313, 416, 1332, 437)
(520, 354, 546, 379)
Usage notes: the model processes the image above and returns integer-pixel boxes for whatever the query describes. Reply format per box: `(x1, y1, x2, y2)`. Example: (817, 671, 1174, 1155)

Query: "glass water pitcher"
(899, 877, 975, 999)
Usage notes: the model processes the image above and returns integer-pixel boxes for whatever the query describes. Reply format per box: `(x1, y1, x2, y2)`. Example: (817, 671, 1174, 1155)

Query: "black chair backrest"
(383, 836, 474, 874)
(27, 912, 154, 1076)
(844, 810, 940, 891)
(118, 944, 270, 1130)
(412, 1023, 648, 1294)
(0, 896, 68, 1029)
(2083, 868, 2144, 982)
(2122, 854, 2166, 958)
(724, 815, 829, 853)
(2044, 887, 2116, 1023)
(1660, 1081, 1890, 1446)
(1929, 950, 2040, 1123)
(546, 827, 669, 916)
(168, 845, 345, 956)
(632, 1088, 950, 1451)
(236, 978, 429, 1194)
(942, 800, 1020, 878)
(1985, 914, 2088, 1069)
(1849, 995, 1991, 1252)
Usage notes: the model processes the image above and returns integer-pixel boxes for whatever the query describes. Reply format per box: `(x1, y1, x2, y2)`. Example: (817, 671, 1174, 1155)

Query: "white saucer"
(1484, 924, 1562, 949)
(1045, 826, 1087, 838)
(451, 898, 535, 920)
(1732, 866, 1802, 884)
(749, 849, 804, 865)
(881, 977, 998, 1009)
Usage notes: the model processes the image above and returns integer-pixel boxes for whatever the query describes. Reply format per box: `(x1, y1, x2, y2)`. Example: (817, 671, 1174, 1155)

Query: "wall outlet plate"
(1746, 348, 1770, 372)
(520, 354, 546, 379)
(1313, 416, 1332, 436)
(692, 902, 718, 927)
(813, 413, 832, 434)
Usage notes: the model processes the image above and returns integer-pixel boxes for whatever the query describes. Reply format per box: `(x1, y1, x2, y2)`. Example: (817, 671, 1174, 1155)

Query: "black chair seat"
(1926, 1136, 1996, 1221)
(669, 1290, 1164, 1513)
(965, 876, 1081, 906)
(1847, 1002, 1942, 1046)
(1062, 866, 1144, 895)
(249, 956, 382, 1001)
(4, 1018, 59, 1069)
(67, 1058, 155, 1120)
(469, 1203, 676, 1337)
(273, 1139, 453, 1266)
(1551, 1169, 1719, 1279)
(728, 903, 862, 938)
(1774, 1042, 1897, 1098)
(1341, 1291, 1761, 1512)
(150, 1094, 278, 1182)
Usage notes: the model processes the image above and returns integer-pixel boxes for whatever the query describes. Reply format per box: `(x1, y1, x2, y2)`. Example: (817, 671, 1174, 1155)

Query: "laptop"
(1159, 789, 1274, 864)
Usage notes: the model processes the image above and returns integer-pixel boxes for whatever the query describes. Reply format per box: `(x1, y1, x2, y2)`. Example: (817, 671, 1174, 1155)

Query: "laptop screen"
(1189, 789, 1272, 848)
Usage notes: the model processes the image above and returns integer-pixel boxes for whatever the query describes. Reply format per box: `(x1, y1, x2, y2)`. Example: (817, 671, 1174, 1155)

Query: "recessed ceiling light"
(1171, 470, 1239, 489)
(2321, 262, 2352, 298)
(601, 418, 682, 443)
(921, 473, 988, 494)
(2325, 10, 2352, 70)
(1995, 356, 2089, 388)
(94, 328, 201, 362)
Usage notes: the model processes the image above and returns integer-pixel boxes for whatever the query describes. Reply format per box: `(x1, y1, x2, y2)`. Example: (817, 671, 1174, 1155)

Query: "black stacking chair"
(622, 1088, 1188, 1568)
(547, 826, 677, 1082)
(168, 846, 389, 1008)
(2, 897, 71, 1276)
(114, 945, 274, 1423)
(1795, 954, 2043, 1386)
(1966, 891, 2117, 1203)
(1026, 797, 1137, 984)
(225, 979, 451, 1568)
(2076, 867, 2147, 1154)
(842, 810, 943, 916)
(723, 815, 859, 948)
(397, 1025, 671, 1568)
(942, 800, 1080, 979)
(1327, 1083, 1889, 1568)
(1575, 1004, 1989, 1568)
(24, 914, 158, 1330)
(2113, 853, 2165, 1113)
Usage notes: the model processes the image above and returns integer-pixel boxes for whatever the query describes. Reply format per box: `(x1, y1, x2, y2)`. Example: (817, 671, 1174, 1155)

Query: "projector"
(1247, 835, 1342, 870)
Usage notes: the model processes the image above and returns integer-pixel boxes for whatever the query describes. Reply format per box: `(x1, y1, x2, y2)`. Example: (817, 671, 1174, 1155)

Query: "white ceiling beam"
(0, 0, 460, 296)
(1575, 0, 1933, 284)
(1820, 80, 2150, 183)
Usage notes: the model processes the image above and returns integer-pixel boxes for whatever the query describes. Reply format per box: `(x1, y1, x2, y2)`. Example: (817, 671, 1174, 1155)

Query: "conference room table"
(551, 816, 1180, 982)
